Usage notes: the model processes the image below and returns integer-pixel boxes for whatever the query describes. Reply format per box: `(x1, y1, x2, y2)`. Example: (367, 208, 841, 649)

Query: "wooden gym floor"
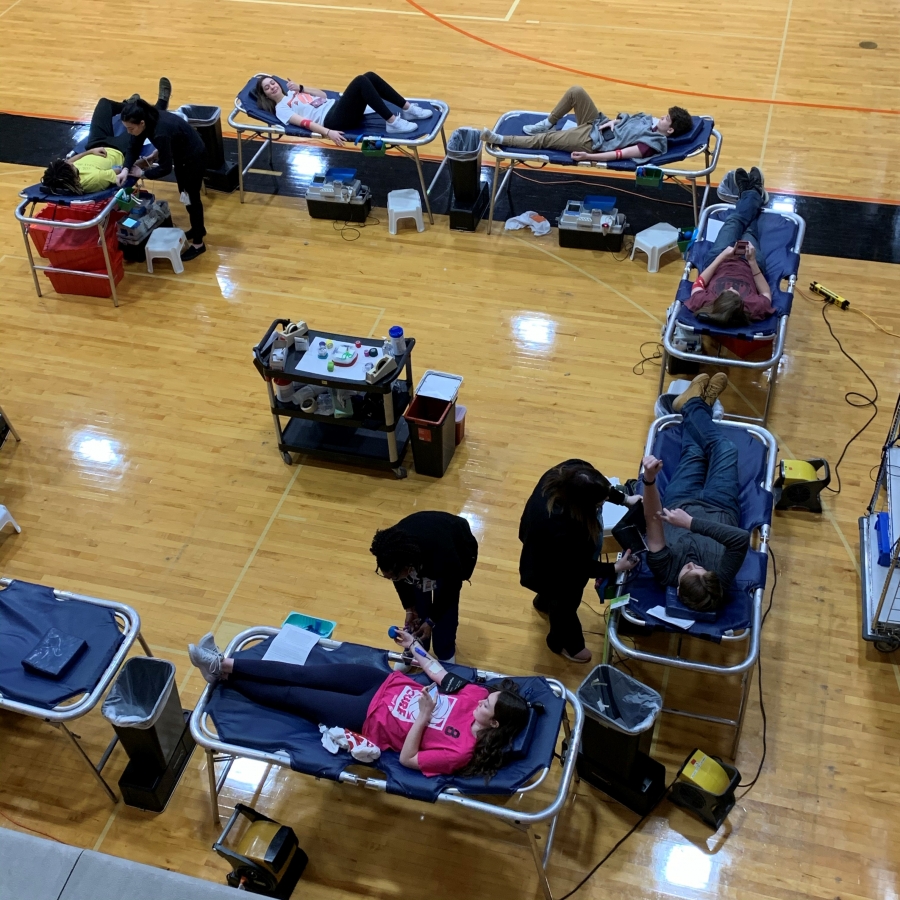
(1, 0, 900, 896)
(0, 0, 899, 202)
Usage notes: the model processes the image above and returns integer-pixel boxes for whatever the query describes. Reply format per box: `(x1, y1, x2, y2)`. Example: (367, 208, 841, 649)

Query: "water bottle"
(389, 325, 405, 357)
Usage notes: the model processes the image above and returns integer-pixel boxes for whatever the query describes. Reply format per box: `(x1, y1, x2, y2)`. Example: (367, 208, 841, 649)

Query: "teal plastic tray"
(282, 612, 336, 638)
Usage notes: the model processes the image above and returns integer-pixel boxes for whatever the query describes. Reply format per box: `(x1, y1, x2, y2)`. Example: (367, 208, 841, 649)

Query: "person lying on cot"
(479, 85, 692, 163)
(188, 628, 531, 779)
(683, 167, 775, 327)
(641, 373, 751, 613)
(40, 97, 159, 195)
(254, 73, 433, 147)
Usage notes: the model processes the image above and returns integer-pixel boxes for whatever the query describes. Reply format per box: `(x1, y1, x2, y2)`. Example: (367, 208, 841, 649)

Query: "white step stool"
(387, 189, 424, 235)
(631, 223, 680, 273)
(0, 505, 21, 534)
(146, 227, 187, 274)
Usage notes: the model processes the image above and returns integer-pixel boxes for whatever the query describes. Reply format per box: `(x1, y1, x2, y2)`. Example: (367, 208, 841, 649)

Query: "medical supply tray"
(557, 201, 626, 251)
(306, 179, 372, 223)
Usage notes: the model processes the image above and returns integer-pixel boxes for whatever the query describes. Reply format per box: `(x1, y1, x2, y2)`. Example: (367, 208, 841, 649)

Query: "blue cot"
(659, 203, 806, 425)
(604, 416, 777, 757)
(191, 626, 582, 900)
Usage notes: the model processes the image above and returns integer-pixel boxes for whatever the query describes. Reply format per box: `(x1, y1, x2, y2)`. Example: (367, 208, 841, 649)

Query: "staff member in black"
(370, 511, 478, 664)
(121, 95, 208, 261)
(519, 460, 640, 663)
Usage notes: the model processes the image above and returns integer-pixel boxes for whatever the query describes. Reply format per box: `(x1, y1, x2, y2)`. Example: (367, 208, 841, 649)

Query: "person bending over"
(480, 85, 691, 163)
(641, 374, 750, 612)
(40, 90, 167, 195)
(188, 629, 528, 779)
(519, 460, 640, 663)
(120, 89, 208, 262)
(371, 511, 478, 664)
(684, 167, 774, 327)
(255, 73, 433, 148)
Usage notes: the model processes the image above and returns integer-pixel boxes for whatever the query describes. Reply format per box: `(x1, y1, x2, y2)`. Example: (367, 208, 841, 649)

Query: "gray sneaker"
(523, 117, 553, 135)
(189, 635, 223, 685)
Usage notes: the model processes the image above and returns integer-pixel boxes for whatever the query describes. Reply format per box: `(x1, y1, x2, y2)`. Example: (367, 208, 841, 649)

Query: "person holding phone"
(640, 374, 751, 612)
(188, 628, 529, 779)
(519, 460, 641, 663)
(684, 166, 774, 327)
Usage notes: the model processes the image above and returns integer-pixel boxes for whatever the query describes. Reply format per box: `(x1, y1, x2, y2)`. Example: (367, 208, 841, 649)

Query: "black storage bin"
(446, 127, 483, 205)
(405, 395, 456, 478)
(101, 657, 185, 773)
(181, 104, 225, 169)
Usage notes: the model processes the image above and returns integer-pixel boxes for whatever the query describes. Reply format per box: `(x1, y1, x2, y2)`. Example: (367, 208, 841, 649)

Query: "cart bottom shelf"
(280, 417, 409, 470)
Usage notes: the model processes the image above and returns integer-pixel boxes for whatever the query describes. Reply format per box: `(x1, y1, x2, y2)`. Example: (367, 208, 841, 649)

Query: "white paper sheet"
(645, 606, 695, 630)
(262, 624, 320, 665)
(706, 219, 723, 241)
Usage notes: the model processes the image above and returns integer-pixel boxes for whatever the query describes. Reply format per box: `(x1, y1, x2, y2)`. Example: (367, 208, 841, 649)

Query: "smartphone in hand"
(734, 241, 749, 258)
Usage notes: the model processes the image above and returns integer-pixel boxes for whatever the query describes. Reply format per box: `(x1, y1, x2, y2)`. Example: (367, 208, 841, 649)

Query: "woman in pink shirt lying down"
(189, 629, 530, 779)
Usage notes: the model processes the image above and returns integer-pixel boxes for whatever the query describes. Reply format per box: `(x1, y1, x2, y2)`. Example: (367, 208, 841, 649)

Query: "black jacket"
(391, 511, 478, 614)
(518, 460, 625, 597)
(126, 110, 206, 179)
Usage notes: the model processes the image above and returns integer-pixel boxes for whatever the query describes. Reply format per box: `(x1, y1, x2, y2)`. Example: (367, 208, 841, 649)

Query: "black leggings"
(323, 72, 406, 130)
(229, 660, 390, 731)
(86, 98, 133, 157)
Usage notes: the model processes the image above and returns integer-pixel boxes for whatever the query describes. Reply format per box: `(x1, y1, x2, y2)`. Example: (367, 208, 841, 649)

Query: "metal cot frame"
(191, 626, 583, 900)
(228, 86, 450, 224)
(0, 578, 152, 801)
(659, 204, 806, 426)
(604, 416, 777, 757)
(15, 194, 122, 308)
(483, 112, 723, 234)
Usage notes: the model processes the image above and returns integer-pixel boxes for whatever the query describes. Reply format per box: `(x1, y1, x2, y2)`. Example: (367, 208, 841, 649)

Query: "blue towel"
(207, 638, 565, 802)
(0, 581, 124, 709)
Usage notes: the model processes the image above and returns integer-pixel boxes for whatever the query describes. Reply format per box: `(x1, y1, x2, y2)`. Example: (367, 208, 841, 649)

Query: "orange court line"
(6, 108, 900, 208)
(402, 0, 900, 117)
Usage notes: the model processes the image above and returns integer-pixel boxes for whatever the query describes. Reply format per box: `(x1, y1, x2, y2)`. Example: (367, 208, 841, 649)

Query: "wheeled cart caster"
(393, 466, 408, 479)
(282, 452, 293, 465)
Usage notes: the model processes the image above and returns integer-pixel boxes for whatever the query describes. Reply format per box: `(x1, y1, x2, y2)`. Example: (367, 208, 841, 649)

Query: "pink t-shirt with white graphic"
(362, 671, 487, 776)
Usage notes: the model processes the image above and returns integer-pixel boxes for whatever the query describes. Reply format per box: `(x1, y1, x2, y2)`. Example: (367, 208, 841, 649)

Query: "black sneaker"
(532, 595, 550, 615)
(157, 77, 172, 111)
(125, 93, 140, 104)
(181, 243, 206, 262)
(734, 167, 751, 195)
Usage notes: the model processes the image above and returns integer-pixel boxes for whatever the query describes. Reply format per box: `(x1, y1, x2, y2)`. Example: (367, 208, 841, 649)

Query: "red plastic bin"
(44, 220, 122, 271)
(45, 258, 124, 298)
(29, 201, 121, 258)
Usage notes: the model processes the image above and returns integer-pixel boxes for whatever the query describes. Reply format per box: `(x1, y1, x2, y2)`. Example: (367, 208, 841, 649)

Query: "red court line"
(402, 0, 900, 117)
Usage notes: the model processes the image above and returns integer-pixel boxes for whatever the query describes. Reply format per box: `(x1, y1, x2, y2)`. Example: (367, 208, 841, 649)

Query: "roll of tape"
(300, 396, 317, 414)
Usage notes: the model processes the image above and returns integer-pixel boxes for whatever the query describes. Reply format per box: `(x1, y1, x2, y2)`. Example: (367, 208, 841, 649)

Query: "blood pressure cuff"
(440, 672, 470, 694)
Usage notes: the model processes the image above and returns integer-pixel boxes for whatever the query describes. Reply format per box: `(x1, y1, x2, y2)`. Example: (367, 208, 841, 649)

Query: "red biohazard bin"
(44, 220, 122, 271)
(404, 371, 464, 478)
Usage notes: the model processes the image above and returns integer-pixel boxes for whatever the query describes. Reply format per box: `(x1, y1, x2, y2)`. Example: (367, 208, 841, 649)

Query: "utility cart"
(860, 393, 900, 652)
(253, 319, 414, 478)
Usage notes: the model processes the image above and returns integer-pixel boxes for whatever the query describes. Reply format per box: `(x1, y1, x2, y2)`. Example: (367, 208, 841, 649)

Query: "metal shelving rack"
(253, 319, 413, 478)
(860, 393, 900, 652)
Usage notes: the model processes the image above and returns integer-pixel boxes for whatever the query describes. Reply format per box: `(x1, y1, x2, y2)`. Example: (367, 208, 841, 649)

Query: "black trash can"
(446, 127, 483, 204)
(180, 104, 225, 169)
(577, 664, 661, 778)
(101, 657, 185, 772)
(405, 394, 456, 478)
